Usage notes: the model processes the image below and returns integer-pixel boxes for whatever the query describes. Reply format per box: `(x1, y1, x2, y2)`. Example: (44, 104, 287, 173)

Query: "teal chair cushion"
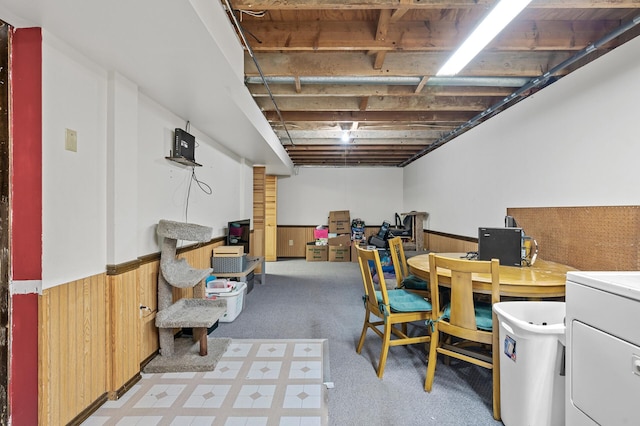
(401, 275, 428, 291)
(442, 301, 493, 331)
(375, 289, 432, 313)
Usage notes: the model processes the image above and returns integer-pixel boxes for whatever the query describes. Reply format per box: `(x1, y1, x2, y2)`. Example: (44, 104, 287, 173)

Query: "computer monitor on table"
(478, 227, 523, 267)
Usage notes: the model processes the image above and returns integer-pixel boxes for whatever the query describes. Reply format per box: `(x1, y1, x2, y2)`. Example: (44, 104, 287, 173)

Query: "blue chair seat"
(442, 301, 493, 331)
(401, 274, 428, 291)
(375, 289, 432, 313)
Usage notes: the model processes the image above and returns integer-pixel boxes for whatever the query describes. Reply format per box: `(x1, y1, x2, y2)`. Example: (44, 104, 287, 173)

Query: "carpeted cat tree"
(154, 219, 227, 361)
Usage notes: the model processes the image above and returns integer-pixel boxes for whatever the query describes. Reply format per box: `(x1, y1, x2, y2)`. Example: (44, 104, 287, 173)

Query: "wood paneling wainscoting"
(39, 273, 109, 425)
(425, 230, 478, 254)
(276, 226, 478, 258)
(38, 238, 226, 425)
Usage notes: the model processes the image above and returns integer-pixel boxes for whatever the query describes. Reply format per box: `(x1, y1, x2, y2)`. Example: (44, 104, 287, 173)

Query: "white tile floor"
(83, 340, 328, 426)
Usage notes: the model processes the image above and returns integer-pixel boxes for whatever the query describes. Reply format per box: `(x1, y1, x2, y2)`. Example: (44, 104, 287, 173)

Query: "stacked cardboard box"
(306, 211, 352, 262)
(328, 234, 350, 262)
(306, 242, 328, 261)
(329, 210, 350, 233)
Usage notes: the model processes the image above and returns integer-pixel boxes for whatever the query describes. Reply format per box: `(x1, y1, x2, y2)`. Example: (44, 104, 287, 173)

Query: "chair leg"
(425, 330, 440, 391)
(356, 309, 370, 354)
(377, 320, 392, 378)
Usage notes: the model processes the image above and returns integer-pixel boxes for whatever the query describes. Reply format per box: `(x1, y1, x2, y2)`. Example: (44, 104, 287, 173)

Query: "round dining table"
(407, 252, 577, 298)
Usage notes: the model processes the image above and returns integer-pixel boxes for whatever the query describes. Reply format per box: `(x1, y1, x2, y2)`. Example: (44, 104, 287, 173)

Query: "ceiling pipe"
(245, 75, 531, 87)
(223, 0, 296, 146)
(399, 14, 640, 167)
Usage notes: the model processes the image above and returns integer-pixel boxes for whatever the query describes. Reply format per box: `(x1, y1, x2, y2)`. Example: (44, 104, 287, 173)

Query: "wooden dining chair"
(387, 236, 430, 298)
(355, 245, 432, 379)
(424, 252, 501, 420)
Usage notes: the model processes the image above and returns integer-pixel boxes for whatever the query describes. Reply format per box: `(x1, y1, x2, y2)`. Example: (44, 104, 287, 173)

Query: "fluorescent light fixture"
(341, 131, 350, 143)
(436, 0, 532, 76)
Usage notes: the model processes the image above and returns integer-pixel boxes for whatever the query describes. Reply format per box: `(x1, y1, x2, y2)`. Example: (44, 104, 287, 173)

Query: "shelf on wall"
(166, 156, 202, 167)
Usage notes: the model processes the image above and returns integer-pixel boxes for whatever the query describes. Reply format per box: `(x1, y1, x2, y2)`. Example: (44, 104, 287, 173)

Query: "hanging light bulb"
(341, 130, 350, 143)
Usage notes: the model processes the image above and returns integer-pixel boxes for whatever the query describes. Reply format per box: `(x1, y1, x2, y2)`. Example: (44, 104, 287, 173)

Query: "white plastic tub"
(493, 301, 566, 426)
(206, 281, 247, 322)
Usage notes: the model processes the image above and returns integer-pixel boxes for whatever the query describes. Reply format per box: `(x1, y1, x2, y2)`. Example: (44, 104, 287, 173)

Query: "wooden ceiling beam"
(239, 20, 623, 52)
(264, 110, 473, 122)
(228, 0, 640, 10)
(276, 129, 448, 139)
(255, 95, 491, 111)
(248, 84, 514, 97)
(245, 51, 573, 77)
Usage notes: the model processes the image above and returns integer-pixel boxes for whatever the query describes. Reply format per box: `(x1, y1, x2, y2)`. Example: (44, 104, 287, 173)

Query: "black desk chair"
(388, 213, 413, 239)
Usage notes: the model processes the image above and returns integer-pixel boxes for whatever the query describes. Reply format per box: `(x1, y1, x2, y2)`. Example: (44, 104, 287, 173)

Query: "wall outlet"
(289, 240, 294, 246)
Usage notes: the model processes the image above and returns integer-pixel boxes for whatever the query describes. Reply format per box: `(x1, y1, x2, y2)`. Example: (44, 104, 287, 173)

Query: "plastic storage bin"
(207, 282, 247, 322)
(212, 254, 247, 273)
(493, 301, 566, 426)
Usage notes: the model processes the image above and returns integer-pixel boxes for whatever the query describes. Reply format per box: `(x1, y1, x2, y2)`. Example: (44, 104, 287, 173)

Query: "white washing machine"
(565, 271, 640, 425)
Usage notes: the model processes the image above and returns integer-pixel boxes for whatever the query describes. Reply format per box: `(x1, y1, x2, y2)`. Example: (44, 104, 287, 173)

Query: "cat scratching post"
(155, 219, 226, 357)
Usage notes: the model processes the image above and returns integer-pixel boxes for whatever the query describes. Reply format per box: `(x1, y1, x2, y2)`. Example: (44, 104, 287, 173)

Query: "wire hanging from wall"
(184, 166, 212, 223)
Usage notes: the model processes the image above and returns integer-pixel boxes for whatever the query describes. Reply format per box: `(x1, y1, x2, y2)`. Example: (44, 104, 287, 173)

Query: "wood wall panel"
(253, 166, 265, 260)
(108, 270, 140, 398)
(275, 226, 388, 258)
(137, 260, 159, 365)
(508, 205, 640, 270)
(39, 273, 108, 426)
(265, 175, 277, 261)
(277, 227, 315, 257)
(425, 232, 478, 253)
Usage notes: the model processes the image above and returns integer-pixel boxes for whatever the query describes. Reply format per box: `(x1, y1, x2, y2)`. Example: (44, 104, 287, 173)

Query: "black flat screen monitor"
(227, 219, 250, 254)
(478, 227, 523, 267)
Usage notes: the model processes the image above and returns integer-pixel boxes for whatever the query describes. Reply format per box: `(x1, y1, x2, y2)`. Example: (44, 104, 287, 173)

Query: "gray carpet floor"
(213, 258, 504, 426)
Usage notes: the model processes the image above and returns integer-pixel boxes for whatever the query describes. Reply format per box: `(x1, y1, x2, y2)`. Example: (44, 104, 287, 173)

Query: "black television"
(227, 219, 251, 254)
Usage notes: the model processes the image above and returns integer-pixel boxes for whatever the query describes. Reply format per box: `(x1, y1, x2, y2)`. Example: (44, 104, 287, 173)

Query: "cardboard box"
(329, 210, 350, 233)
(213, 246, 244, 256)
(329, 245, 350, 262)
(306, 242, 328, 261)
(328, 234, 351, 247)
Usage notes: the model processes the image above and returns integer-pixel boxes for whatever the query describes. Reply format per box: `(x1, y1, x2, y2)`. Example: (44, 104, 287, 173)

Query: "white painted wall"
(404, 35, 640, 239)
(41, 32, 254, 288)
(277, 167, 404, 227)
(136, 95, 253, 256)
(38, 20, 640, 287)
(41, 32, 108, 288)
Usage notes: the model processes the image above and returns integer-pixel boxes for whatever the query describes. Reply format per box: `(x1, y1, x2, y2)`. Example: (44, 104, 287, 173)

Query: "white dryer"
(565, 271, 640, 425)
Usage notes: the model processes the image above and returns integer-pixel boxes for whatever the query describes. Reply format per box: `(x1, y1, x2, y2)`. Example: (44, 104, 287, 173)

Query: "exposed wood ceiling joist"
(224, 0, 640, 166)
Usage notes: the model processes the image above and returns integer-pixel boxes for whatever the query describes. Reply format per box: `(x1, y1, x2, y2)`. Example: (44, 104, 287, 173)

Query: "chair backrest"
(356, 246, 391, 310)
(428, 253, 500, 332)
(387, 237, 409, 288)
